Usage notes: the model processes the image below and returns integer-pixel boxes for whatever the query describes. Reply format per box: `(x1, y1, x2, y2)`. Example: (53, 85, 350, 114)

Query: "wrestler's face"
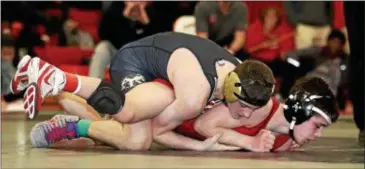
(293, 115, 330, 145)
(227, 101, 257, 119)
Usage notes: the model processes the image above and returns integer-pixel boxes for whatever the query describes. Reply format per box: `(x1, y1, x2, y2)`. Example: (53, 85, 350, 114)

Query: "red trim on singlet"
(154, 78, 173, 88)
(152, 78, 290, 151)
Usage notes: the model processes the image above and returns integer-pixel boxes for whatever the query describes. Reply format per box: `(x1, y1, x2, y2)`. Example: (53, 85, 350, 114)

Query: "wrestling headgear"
(223, 60, 275, 108)
(283, 90, 338, 143)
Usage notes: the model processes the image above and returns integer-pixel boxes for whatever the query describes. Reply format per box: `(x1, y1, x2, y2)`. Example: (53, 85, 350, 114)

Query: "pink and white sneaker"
(22, 57, 67, 119)
(29, 114, 80, 148)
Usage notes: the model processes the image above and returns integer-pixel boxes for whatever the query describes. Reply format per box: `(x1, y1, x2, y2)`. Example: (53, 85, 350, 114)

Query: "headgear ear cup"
(284, 90, 325, 143)
(223, 72, 242, 103)
(284, 91, 312, 125)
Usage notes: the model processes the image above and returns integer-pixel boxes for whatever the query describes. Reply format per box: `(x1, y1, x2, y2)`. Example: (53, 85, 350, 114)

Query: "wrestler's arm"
(195, 105, 256, 151)
(203, 125, 255, 150)
(152, 103, 240, 151)
(153, 120, 208, 151)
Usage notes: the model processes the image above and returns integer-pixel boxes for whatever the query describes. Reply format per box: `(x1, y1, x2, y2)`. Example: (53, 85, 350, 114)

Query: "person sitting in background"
(1, 33, 17, 112)
(88, 1, 162, 79)
(245, 7, 295, 63)
(285, 29, 348, 110)
(194, 1, 249, 60)
(63, 19, 95, 49)
(245, 7, 296, 99)
(283, 1, 333, 49)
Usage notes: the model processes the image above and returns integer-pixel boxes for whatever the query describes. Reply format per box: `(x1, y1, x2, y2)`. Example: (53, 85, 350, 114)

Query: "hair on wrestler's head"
(290, 76, 340, 123)
(234, 59, 275, 105)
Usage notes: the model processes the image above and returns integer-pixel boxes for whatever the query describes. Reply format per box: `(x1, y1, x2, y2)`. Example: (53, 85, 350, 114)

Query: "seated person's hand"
(123, 2, 150, 25)
(41, 34, 50, 43)
(266, 39, 279, 49)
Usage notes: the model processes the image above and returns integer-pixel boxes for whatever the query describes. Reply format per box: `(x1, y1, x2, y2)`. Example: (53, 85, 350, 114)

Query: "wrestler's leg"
(32, 79, 175, 150)
(88, 119, 152, 150)
(52, 92, 105, 148)
(11, 56, 107, 118)
(110, 80, 176, 123)
(31, 115, 152, 150)
(16, 55, 177, 122)
(55, 92, 102, 121)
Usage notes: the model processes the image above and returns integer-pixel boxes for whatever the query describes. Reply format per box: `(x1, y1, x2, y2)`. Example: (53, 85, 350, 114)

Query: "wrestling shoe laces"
(29, 115, 80, 148)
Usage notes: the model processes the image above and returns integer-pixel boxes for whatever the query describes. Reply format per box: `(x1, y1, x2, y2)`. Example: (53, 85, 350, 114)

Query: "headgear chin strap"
(283, 91, 332, 144)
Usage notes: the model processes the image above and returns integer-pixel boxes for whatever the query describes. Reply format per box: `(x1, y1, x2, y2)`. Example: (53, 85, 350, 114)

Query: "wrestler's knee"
(87, 81, 125, 115)
(124, 137, 152, 151)
(123, 128, 152, 150)
(114, 138, 151, 151)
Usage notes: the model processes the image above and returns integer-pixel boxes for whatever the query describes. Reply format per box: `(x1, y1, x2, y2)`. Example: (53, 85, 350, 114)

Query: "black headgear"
(283, 90, 333, 143)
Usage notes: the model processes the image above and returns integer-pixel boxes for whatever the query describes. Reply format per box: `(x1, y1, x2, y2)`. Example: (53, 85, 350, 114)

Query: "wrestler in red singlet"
(153, 78, 290, 151)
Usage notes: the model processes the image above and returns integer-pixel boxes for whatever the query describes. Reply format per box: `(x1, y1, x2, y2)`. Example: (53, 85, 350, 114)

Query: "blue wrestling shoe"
(30, 115, 80, 148)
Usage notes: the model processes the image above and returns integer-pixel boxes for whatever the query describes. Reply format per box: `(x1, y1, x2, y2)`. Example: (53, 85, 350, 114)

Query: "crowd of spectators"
(1, 1, 349, 113)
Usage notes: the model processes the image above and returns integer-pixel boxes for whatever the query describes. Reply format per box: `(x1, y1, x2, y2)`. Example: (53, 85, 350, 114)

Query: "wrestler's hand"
(250, 129, 276, 152)
(199, 133, 241, 151)
(198, 133, 221, 151)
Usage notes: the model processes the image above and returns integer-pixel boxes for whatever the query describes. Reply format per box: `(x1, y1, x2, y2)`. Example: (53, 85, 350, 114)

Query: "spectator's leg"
(336, 85, 347, 111)
(295, 23, 316, 49)
(88, 41, 117, 79)
(273, 58, 298, 98)
(344, 1, 364, 146)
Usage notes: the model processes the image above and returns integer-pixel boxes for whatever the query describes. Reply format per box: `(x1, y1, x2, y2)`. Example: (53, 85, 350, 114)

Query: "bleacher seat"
(34, 46, 84, 66)
(44, 9, 63, 18)
(59, 64, 111, 82)
(69, 8, 101, 43)
(69, 8, 101, 26)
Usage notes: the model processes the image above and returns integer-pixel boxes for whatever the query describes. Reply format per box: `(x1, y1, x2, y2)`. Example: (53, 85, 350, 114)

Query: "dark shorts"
(109, 46, 169, 93)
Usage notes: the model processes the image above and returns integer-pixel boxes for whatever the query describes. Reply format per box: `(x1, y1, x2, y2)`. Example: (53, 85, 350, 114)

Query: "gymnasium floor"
(2, 110, 364, 168)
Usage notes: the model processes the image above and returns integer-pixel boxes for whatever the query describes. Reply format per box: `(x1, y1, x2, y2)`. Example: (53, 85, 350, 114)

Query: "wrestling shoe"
(29, 114, 80, 148)
(9, 55, 32, 94)
(23, 57, 67, 119)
